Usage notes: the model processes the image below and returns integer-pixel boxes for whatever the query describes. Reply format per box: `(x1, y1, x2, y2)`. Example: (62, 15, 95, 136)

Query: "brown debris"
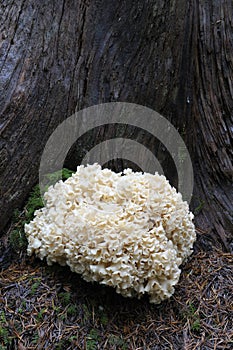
(0, 248, 232, 349)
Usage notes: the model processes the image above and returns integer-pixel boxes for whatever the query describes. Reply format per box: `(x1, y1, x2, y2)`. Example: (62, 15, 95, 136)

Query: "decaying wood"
(0, 1, 232, 250)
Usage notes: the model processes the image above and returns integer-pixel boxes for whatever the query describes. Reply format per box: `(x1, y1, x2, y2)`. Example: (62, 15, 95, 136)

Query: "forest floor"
(0, 181, 232, 350)
(1, 232, 232, 350)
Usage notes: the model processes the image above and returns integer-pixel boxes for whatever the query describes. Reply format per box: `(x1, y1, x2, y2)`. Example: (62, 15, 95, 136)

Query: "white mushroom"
(25, 163, 196, 303)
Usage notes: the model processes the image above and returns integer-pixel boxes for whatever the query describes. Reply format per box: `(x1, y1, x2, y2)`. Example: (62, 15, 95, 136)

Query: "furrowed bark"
(0, 0, 232, 251)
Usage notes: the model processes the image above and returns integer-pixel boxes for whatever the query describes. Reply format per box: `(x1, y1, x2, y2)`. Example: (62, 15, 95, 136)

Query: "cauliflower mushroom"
(25, 163, 196, 303)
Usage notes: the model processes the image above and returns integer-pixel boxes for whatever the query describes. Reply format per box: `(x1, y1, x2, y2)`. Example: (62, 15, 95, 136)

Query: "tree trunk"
(0, 1, 232, 251)
(190, 0, 233, 251)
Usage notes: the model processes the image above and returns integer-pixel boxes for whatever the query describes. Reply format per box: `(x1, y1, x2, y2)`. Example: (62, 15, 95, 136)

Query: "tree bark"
(190, 0, 233, 251)
(0, 1, 232, 251)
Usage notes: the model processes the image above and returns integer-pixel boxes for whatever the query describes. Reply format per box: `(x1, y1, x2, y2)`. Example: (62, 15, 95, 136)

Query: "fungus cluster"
(25, 164, 196, 303)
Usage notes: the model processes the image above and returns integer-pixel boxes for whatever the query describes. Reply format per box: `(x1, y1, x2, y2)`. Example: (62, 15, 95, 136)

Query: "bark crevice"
(0, 0, 232, 251)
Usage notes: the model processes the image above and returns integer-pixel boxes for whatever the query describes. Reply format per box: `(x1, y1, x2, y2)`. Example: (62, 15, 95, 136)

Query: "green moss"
(30, 278, 41, 295)
(86, 329, 100, 350)
(100, 313, 108, 326)
(54, 339, 67, 350)
(188, 302, 196, 315)
(58, 292, 71, 307)
(9, 229, 27, 251)
(67, 304, 77, 316)
(0, 327, 8, 346)
(69, 335, 77, 342)
(52, 304, 61, 314)
(191, 318, 201, 332)
(0, 312, 6, 325)
(25, 184, 44, 221)
(32, 333, 39, 344)
(25, 168, 74, 221)
(36, 308, 46, 322)
(0, 312, 9, 347)
(0, 345, 7, 350)
(108, 334, 128, 349)
(182, 303, 201, 334)
(8, 168, 74, 254)
(82, 304, 92, 324)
